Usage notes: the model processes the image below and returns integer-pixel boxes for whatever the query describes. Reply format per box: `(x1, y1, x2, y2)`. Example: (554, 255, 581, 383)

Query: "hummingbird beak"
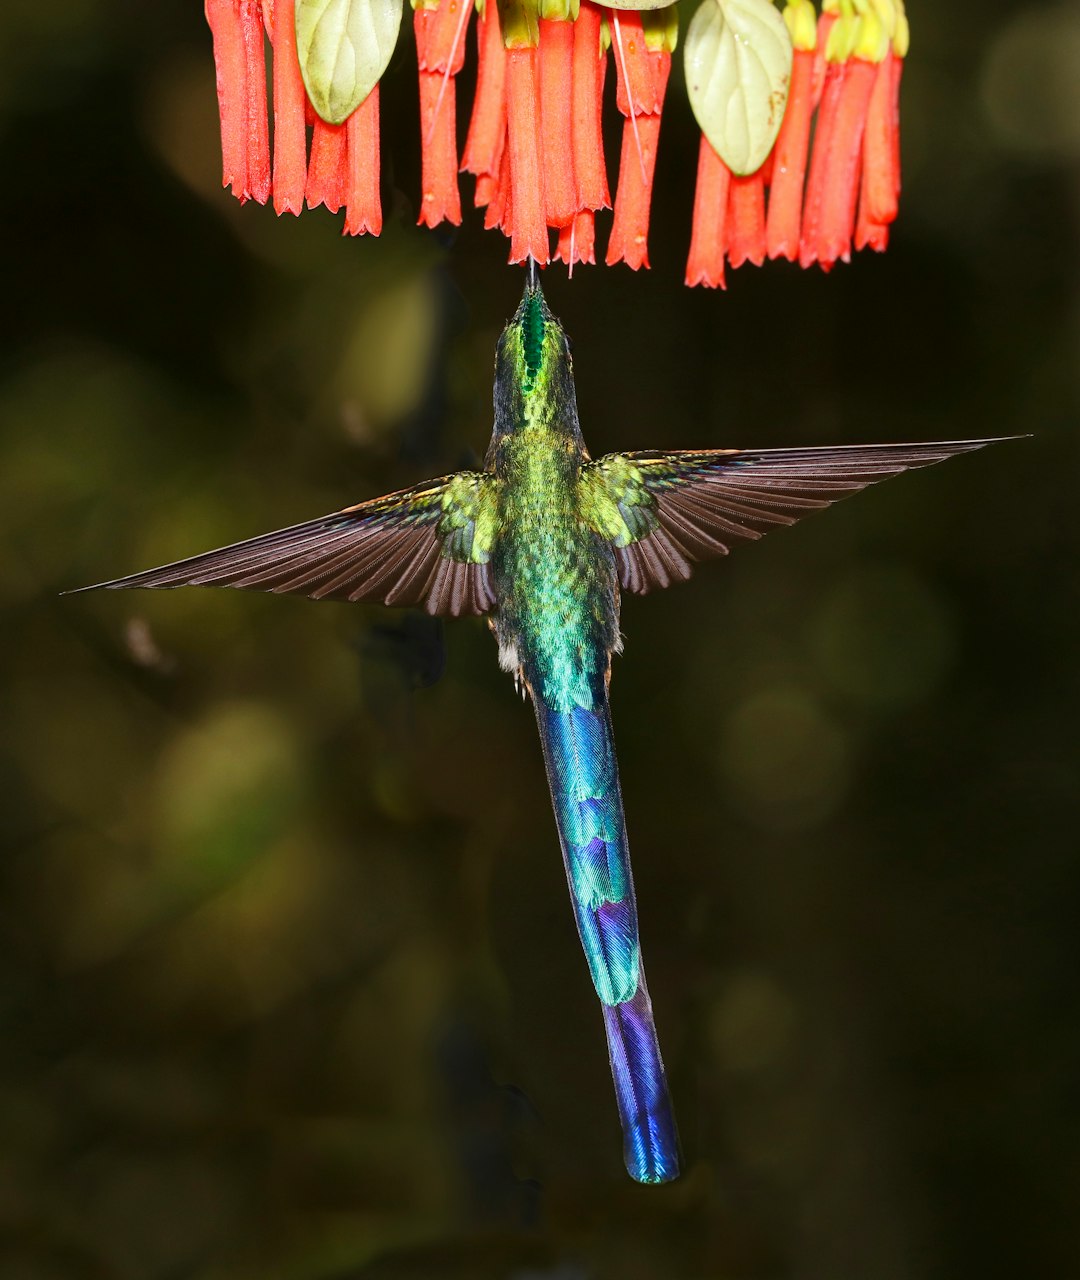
(524, 255, 542, 297)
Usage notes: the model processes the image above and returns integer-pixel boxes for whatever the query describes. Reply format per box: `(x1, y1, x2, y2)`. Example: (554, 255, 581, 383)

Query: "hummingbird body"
(487, 293, 618, 706)
(486, 290, 677, 1179)
(73, 275, 1001, 1185)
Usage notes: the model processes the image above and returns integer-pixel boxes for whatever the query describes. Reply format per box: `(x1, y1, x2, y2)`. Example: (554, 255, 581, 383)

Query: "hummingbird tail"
(533, 693, 680, 1185)
(602, 983, 680, 1185)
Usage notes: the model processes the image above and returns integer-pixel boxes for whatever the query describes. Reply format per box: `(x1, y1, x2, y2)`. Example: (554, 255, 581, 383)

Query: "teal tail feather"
(533, 692, 680, 1184)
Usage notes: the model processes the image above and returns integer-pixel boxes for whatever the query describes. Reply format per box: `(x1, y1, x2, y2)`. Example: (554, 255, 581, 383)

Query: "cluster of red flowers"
(687, 0, 907, 287)
(205, 0, 905, 284)
(452, 2, 677, 270)
(205, 0, 382, 233)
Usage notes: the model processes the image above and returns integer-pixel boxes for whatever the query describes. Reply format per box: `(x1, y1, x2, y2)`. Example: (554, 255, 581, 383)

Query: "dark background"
(1, 2, 1077, 1276)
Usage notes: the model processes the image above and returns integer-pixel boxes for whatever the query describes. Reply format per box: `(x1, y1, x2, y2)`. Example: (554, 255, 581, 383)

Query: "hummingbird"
(73, 265, 1002, 1184)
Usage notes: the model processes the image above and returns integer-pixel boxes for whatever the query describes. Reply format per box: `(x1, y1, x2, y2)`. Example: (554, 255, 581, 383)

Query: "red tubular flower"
(474, 170, 499, 208)
(418, 0, 472, 72)
(611, 11, 657, 116)
(462, 0, 507, 184)
(685, 136, 732, 288)
(854, 45, 903, 250)
(798, 58, 843, 269)
(206, 0, 271, 204)
(799, 39, 842, 268)
(811, 10, 837, 108)
(889, 49, 904, 196)
(538, 18, 577, 229)
(810, 56, 876, 268)
(854, 190, 889, 252)
(571, 3, 610, 211)
(306, 118, 347, 212)
(206, 0, 248, 198)
(726, 171, 766, 268)
(418, 68, 464, 226)
(607, 18, 672, 270)
(554, 209, 597, 270)
(766, 46, 815, 261)
(269, 0, 307, 214)
(859, 47, 901, 225)
(606, 110, 662, 270)
(505, 46, 549, 264)
(649, 49, 672, 115)
(239, 0, 271, 204)
(415, 3, 468, 228)
(484, 143, 513, 232)
(344, 86, 382, 236)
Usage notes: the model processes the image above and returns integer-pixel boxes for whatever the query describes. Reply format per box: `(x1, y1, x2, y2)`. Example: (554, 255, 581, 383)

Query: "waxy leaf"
(684, 0, 793, 175)
(603, 0, 680, 11)
(296, 0, 403, 124)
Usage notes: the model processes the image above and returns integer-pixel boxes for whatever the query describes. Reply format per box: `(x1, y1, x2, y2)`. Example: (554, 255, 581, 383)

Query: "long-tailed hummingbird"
(72, 267, 1004, 1184)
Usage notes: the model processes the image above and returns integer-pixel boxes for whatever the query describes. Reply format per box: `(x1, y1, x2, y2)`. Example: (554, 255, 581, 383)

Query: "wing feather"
(651, 525, 694, 583)
(585, 440, 1002, 596)
(384, 538, 442, 607)
(71, 474, 498, 618)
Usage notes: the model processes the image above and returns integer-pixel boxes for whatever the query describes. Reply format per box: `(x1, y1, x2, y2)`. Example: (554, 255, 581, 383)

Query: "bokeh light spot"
(980, 7, 1080, 158)
(337, 274, 439, 437)
(810, 564, 955, 710)
(719, 685, 850, 831)
(710, 972, 797, 1073)
(154, 700, 302, 891)
(145, 54, 222, 204)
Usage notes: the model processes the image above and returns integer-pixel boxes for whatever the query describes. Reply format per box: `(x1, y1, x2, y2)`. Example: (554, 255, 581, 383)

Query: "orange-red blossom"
(687, 0, 907, 287)
(204, 0, 906, 283)
(205, 0, 382, 234)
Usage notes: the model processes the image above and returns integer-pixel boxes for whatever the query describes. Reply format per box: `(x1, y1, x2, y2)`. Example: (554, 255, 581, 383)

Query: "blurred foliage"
(1, 1, 1078, 1277)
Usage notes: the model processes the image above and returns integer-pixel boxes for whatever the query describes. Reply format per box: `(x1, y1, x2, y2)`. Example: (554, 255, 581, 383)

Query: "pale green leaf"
(684, 0, 793, 175)
(296, 0, 403, 124)
(603, 0, 680, 11)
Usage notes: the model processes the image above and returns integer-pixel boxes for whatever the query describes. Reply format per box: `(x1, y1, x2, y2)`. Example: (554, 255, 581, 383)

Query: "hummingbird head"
(492, 262, 579, 435)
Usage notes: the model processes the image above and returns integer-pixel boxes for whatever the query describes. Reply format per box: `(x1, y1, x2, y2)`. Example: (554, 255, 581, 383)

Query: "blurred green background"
(1, 1, 1077, 1277)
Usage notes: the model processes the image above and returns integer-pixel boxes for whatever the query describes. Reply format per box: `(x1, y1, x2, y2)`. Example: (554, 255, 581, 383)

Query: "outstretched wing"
(72, 472, 499, 617)
(582, 441, 997, 595)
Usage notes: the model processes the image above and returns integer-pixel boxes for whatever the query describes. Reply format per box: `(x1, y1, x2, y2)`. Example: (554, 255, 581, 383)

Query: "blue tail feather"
(534, 693, 680, 1184)
(576, 897, 638, 1006)
(604, 983, 681, 1184)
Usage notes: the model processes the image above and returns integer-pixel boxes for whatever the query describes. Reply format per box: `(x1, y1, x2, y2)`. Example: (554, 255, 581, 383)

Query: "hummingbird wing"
(582, 440, 999, 595)
(71, 473, 498, 617)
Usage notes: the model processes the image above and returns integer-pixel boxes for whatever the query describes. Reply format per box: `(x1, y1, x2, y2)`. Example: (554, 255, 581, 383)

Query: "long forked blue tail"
(533, 692, 680, 1184)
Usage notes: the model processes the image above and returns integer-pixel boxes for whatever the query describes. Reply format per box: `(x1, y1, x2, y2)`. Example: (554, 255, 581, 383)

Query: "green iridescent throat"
(521, 294, 545, 391)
